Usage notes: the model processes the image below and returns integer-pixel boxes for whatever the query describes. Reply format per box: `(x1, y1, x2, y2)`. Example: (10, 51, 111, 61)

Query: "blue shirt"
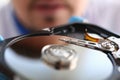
(13, 13, 30, 35)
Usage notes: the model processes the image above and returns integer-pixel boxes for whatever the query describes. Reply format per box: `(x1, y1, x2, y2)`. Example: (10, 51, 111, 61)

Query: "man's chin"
(28, 22, 61, 31)
(30, 23, 65, 32)
(29, 14, 69, 31)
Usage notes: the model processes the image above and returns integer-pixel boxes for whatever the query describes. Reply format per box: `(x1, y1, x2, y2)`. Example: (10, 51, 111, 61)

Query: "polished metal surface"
(3, 35, 114, 80)
(99, 40, 118, 52)
(59, 37, 119, 52)
(41, 44, 78, 70)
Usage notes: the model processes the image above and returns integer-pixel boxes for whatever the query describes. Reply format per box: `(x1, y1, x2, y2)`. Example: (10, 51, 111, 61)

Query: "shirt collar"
(12, 13, 30, 35)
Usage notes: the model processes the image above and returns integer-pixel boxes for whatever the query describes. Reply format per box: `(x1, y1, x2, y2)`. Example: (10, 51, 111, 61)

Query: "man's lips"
(32, 2, 66, 14)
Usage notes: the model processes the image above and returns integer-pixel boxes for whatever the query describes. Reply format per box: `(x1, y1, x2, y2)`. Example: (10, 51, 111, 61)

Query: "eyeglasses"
(0, 23, 120, 80)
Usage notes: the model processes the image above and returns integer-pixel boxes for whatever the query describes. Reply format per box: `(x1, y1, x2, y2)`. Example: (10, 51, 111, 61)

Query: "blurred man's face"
(12, 0, 88, 31)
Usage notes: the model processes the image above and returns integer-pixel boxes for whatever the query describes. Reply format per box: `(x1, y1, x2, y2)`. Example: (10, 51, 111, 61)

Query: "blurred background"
(0, 0, 9, 8)
(83, 0, 120, 34)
